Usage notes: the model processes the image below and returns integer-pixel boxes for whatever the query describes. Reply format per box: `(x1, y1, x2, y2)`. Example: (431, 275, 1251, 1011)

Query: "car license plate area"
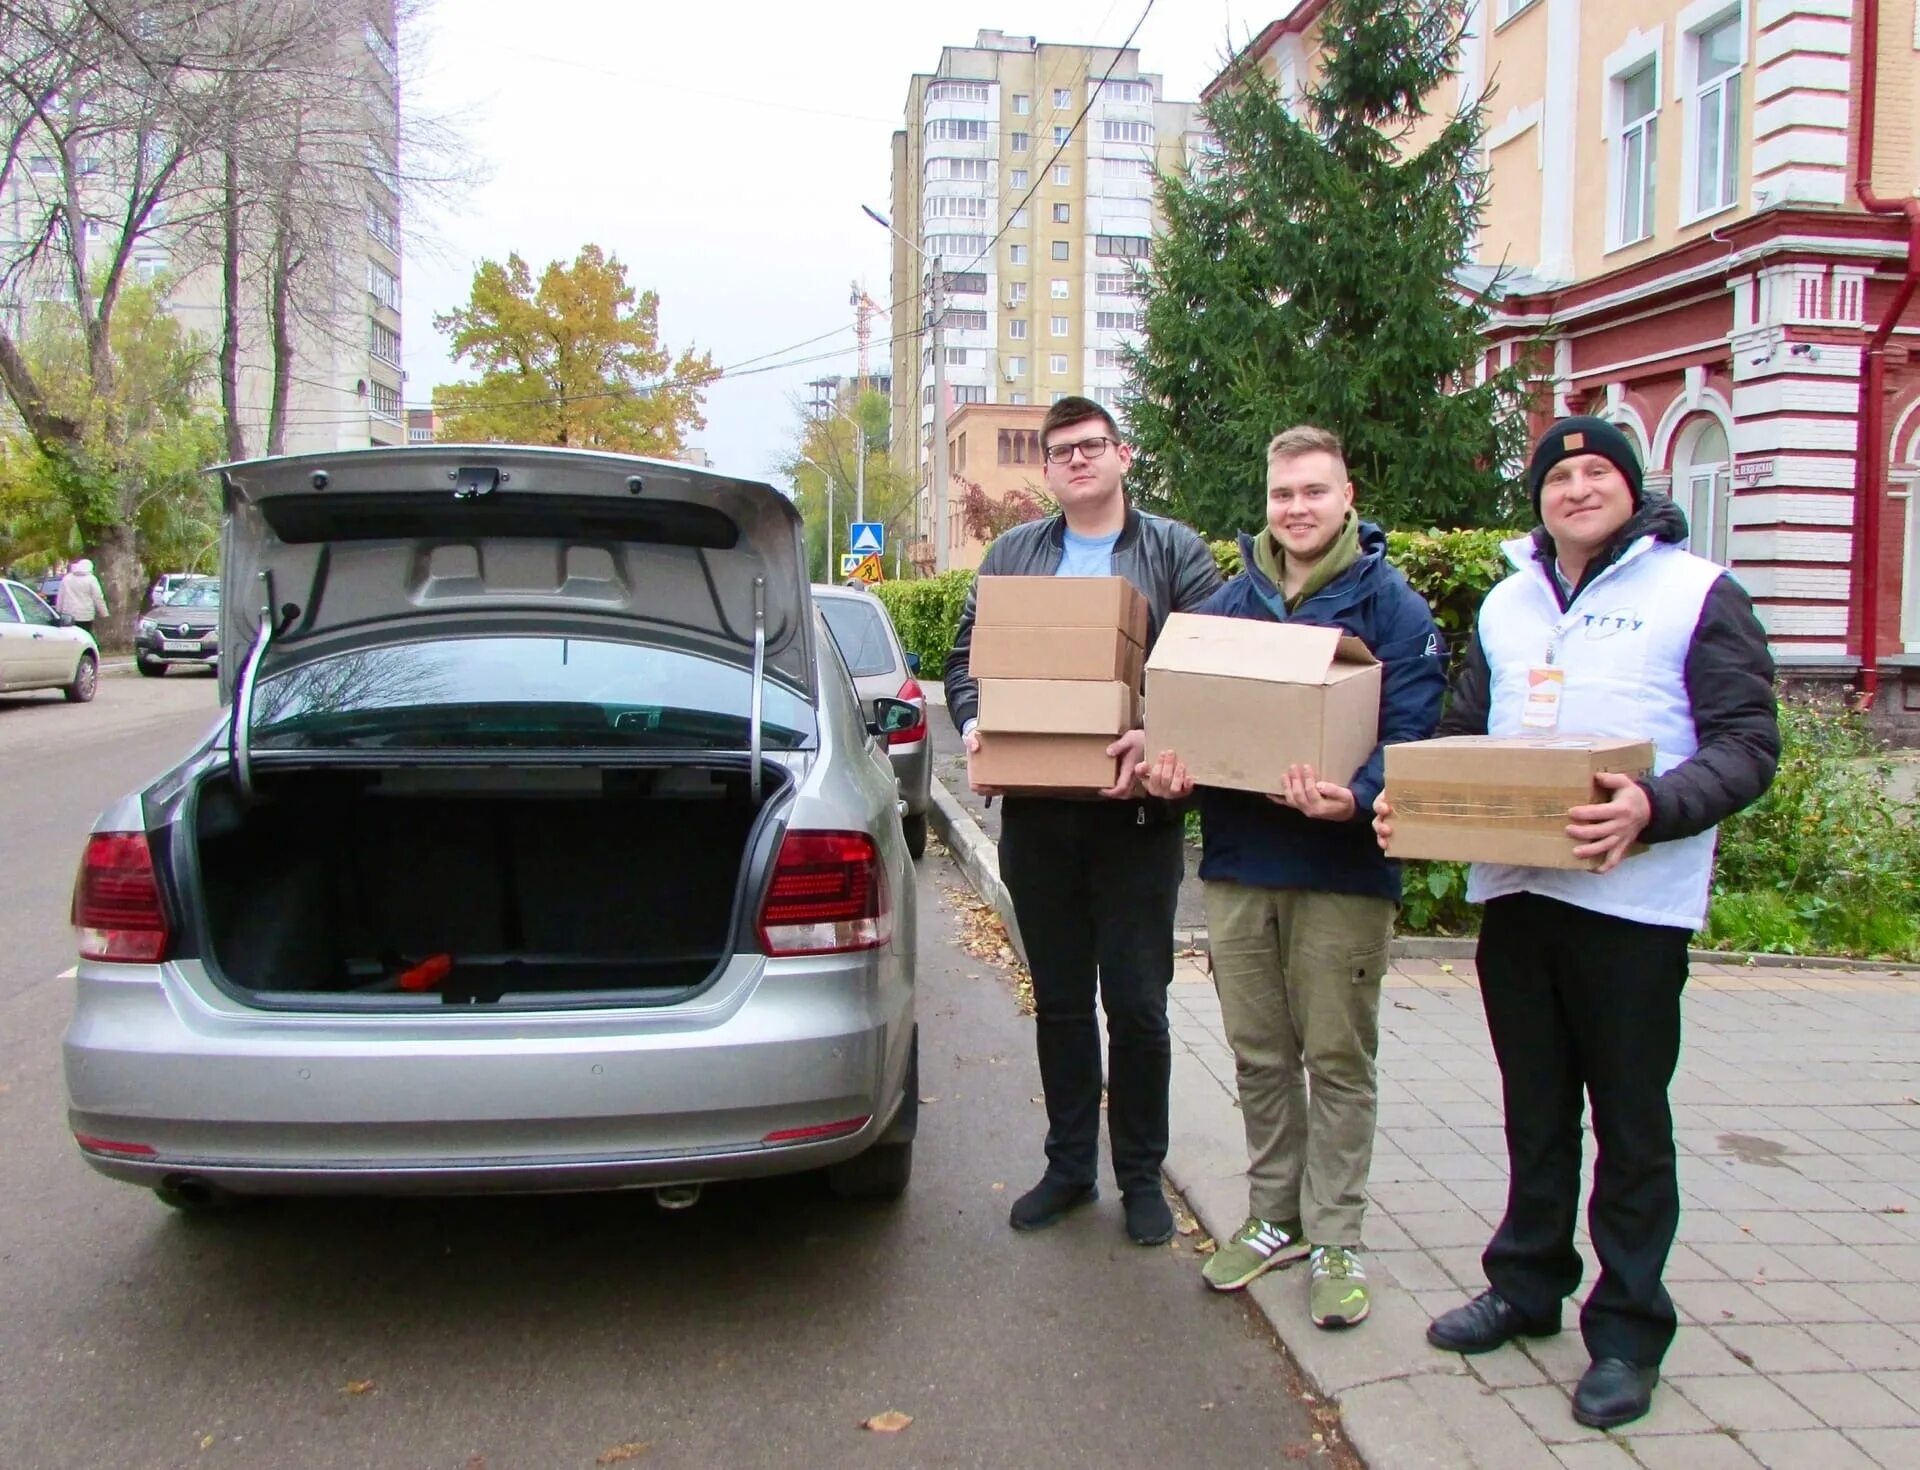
(163, 639, 202, 652)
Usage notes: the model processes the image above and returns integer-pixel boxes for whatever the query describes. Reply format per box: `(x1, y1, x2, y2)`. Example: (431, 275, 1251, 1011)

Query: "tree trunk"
(219, 142, 248, 461)
(90, 521, 143, 653)
(266, 216, 294, 455)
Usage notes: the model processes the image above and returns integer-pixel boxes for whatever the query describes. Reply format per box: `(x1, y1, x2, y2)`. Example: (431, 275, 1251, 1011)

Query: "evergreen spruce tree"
(1125, 0, 1537, 537)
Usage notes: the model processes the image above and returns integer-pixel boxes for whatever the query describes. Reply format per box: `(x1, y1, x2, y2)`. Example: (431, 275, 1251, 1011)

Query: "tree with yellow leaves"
(432, 246, 719, 456)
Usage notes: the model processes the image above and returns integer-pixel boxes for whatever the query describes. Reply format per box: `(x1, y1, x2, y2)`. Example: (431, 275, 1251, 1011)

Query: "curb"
(928, 778, 1029, 969)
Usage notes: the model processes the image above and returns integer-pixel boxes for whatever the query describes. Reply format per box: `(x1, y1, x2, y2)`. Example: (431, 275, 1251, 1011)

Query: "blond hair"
(1267, 425, 1345, 467)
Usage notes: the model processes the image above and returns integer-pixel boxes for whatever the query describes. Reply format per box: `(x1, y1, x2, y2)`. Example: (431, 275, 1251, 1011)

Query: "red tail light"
(888, 677, 928, 746)
(72, 832, 170, 963)
(758, 830, 890, 956)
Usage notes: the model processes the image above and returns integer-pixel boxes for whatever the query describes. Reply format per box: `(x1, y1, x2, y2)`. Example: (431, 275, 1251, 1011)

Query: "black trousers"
(997, 797, 1185, 1195)
(1476, 892, 1691, 1366)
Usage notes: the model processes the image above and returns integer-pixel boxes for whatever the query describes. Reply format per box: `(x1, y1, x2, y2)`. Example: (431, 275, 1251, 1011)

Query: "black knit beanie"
(1527, 415, 1644, 516)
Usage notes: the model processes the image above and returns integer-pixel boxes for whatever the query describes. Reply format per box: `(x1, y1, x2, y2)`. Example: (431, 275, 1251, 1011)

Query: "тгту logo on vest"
(1581, 609, 1646, 638)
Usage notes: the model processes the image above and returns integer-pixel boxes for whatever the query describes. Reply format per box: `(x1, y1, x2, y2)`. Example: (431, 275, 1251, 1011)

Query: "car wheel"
(63, 652, 98, 703)
(826, 1141, 913, 1200)
(136, 656, 165, 677)
(901, 811, 928, 861)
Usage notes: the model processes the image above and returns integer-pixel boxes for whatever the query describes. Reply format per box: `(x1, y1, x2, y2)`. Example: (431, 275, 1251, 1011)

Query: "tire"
(826, 1140, 913, 1200)
(827, 1027, 917, 1201)
(63, 652, 98, 703)
(136, 656, 165, 678)
(901, 811, 928, 860)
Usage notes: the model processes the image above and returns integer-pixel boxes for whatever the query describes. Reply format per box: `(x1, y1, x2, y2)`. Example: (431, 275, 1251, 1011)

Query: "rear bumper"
(64, 951, 913, 1196)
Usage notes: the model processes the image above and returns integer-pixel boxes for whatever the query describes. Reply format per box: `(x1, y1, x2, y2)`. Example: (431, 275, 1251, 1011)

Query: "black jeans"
(997, 796, 1185, 1196)
(1475, 892, 1691, 1366)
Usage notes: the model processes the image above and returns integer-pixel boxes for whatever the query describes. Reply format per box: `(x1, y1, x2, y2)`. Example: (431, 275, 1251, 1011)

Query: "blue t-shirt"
(1055, 527, 1120, 577)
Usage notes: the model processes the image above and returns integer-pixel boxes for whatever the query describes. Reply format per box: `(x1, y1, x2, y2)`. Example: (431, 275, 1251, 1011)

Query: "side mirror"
(55, 613, 74, 627)
(868, 696, 920, 739)
(906, 651, 922, 675)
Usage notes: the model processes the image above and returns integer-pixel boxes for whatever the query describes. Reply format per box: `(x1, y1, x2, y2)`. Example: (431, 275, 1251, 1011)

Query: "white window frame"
(1009, 281, 1028, 304)
(1051, 315, 1070, 337)
(1677, 2, 1745, 224)
(1010, 168, 1029, 188)
(1011, 132, 1030, 152)
(1603, 32, 1664, 252)
(1053, 125, 1072, 146)
(1050, 278, 1071, 299)
(1007, 356, 1027, 376)
(1496, 0, 1541, 25)
(1053, 88, 1071, 109)
(1009, 318, 1028, 339)
(1049, 355, 1069, 375)
(1052, 202, 1070, 223)
(1009, 243, 1028, 265)
(1053, 164, 1071, 186)
(1010, 207, 1029, 228)
(1013, 93, 1031, 115)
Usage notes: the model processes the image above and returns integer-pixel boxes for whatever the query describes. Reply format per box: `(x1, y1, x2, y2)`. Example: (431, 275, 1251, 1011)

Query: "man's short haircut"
(1042, 395, 1120, 449)
(1267, 425, 1345, 469)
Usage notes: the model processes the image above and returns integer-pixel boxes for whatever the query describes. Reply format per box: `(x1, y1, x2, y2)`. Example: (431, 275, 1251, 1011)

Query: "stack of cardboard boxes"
(969, 576, 1148, 791)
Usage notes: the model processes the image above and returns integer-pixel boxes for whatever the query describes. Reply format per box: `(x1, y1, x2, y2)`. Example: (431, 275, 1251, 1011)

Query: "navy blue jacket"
(1193, 522, 1447, 901)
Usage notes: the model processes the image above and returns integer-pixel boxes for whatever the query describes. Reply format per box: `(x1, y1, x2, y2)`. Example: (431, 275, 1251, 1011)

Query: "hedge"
(874, 528, 1515, 678)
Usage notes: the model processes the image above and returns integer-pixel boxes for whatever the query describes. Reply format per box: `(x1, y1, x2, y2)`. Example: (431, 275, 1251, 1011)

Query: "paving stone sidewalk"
(1165, 951, 1920, 1470)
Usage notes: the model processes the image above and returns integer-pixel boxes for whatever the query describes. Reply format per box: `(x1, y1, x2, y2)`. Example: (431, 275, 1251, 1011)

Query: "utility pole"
(855, 423, 866, 526)
(929, 255, 948, 574)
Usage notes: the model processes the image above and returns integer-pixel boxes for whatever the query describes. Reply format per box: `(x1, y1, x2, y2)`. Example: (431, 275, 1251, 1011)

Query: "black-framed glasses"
(1043, 435, 1116, 465)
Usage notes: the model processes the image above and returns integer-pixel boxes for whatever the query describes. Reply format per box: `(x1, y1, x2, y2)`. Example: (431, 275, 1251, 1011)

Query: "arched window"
(1674, 416, 1732, 564)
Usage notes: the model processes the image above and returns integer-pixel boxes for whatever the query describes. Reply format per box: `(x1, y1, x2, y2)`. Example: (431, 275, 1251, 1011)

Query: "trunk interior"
(191, 762, 784, 1007)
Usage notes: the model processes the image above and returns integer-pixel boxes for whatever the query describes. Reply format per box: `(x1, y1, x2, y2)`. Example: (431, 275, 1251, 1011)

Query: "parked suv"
(63, 446, 919, 1211)
(813, 583, 931, 858)
(135, 579, 221, 675)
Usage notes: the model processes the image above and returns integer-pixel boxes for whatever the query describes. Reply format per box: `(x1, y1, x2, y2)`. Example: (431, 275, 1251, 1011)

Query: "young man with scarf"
(1374, 415, 1779, 1428)
(1140, 426, 1446, 1327)
(945, 395, 1222, 1247)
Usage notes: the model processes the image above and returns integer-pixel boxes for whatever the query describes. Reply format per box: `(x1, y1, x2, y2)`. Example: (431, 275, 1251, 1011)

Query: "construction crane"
(850, 280, 886, 394)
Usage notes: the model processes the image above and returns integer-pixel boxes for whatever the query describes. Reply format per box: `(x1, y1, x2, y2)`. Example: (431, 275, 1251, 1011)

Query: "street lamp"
(793, 453, 837, 583)
(862, 204, 948, 573)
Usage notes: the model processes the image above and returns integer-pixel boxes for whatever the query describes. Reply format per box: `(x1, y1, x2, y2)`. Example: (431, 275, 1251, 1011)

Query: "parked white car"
(0, 578, 100, 701)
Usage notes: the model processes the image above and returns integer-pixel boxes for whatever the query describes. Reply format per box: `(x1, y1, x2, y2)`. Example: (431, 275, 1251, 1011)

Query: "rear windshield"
(818, 597, 898, 678)
(251, 636, 815, 752)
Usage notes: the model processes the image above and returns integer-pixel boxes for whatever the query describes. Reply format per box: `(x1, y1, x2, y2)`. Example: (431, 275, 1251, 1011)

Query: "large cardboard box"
(971, 733, 1121, 792)
(1143, 614, 1382, 794)
(970, 625, 1145, 683)
(975, 575, 1150, 647)
(978, 678, 1137, 735)
(1382, 735, 1656, 870)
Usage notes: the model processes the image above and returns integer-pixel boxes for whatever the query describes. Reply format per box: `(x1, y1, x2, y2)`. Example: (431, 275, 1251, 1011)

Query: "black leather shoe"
(1009, 1176, 1097, 1231)
(1573, 1358, 1659, 1429)
(1122, 1190, 1175, 1246)
(1426, 1290, 1562, 1354)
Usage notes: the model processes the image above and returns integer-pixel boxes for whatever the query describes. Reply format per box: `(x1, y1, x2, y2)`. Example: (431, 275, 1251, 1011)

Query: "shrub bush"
(871, 571, 974, 679)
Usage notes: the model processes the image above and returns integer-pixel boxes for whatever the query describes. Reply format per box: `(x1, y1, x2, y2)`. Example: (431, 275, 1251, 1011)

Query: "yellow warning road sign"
(847, 553, 884, 584)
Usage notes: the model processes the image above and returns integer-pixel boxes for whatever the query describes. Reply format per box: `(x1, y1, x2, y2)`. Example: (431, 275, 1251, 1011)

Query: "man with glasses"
(945, 395, 1221, 1246)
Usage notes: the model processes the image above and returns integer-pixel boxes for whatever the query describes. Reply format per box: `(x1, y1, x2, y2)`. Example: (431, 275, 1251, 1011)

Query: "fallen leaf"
(1195, 1237, 1217, 1255)
(919, 1096, 939, 1105)
(1438, 963, 1454, 974)
(991, 1181, 1005, 1192)
(595, 1444, 649, 1465)
(862, 1411, 913, 1434)
(200, 1436, 215, 1451)
(1030, 1095, 1043, 1104)
(1728, 1347, 1755, 1367)
(341, 1380, 376, 1396)
(1177, 1217, 1200, 1237)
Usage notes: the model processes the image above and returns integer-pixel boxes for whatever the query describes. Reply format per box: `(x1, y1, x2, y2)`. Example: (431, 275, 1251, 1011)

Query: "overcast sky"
(399, 0, 1258, 484)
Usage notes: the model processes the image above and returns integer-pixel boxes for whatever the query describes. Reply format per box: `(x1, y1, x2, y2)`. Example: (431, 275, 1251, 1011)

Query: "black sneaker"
(1123, 1190, 1176, 1246)
(1009, 1176, 1098, 1231)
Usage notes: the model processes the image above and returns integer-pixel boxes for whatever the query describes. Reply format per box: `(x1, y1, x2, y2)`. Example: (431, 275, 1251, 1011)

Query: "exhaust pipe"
(653, 1183, 703, 1211)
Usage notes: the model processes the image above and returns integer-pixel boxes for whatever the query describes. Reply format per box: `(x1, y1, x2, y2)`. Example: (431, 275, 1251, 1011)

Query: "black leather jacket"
(944, 504, 1223, 733)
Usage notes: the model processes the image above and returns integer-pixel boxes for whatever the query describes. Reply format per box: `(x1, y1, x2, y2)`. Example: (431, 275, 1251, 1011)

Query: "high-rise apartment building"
(886, 30, 1205, 569)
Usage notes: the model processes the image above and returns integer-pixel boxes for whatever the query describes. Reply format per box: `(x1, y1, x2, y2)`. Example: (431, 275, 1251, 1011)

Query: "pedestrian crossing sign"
(840, 552, 865, 576)
(849, 522, 885, 555)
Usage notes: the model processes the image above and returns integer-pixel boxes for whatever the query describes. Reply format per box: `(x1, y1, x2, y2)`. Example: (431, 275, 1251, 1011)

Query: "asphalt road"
(0, 673, 1328, 1470)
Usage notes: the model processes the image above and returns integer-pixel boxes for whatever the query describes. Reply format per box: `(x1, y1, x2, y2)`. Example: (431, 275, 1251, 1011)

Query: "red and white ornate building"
(1221, 0, 1920, 724)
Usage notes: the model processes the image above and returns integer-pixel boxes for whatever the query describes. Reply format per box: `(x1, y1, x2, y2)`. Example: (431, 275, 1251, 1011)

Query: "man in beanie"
(1373, 415, 1779, 1429)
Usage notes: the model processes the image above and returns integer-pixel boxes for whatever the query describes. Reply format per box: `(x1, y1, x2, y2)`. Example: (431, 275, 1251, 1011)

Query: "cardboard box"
(970, 732, 1121, 792)
(1143, 614, 1382, 794)
(970, 625, 1145, 684)
(978, 679, 1137, 736)
(1382, 735, 1656, 870)
(975, 575, 1150, 647)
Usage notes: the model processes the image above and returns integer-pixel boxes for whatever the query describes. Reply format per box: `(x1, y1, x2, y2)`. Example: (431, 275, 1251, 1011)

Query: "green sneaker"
(1202, 1215, 1311, 1292)
(1309, 1245, 1370, 1328)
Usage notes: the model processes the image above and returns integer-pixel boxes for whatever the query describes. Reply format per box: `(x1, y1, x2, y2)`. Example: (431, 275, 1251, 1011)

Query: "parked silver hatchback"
(813, 583, 932, 859)
(62, 446, 918, 1209)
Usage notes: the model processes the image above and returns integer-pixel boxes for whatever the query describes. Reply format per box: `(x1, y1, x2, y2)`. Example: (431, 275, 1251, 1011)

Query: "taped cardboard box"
(971, 625, 1144, 683)
(1382, 734, 1656, 870)
(1143, 613, 1382, 794)
(971, 733, 1121, 792)
(975, 575, 1150, 646)
(978, 679, 1137, 736)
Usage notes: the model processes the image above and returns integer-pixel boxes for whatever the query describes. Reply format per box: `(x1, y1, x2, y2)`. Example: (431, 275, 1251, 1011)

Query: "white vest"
(1465, 533, 1728, 930)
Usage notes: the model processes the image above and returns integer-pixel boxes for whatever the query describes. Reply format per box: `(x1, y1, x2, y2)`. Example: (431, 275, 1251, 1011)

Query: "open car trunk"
(190, 761, 788, 1008)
